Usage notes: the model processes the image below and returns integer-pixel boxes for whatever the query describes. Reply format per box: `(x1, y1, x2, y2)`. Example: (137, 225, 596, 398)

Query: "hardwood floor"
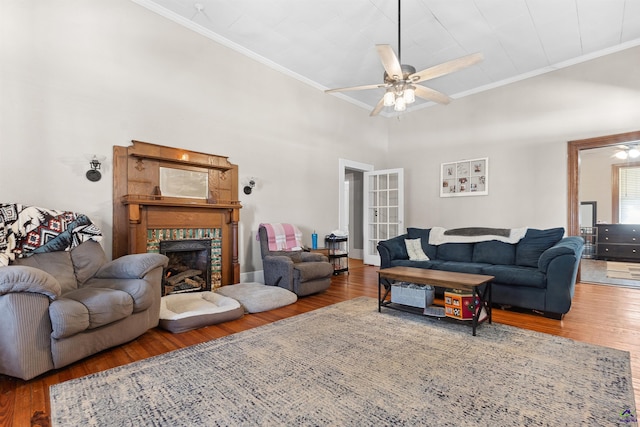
(2, 259, 640, 426)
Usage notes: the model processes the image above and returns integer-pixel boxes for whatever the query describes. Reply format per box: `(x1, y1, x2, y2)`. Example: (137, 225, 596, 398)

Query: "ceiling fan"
(613, 144, 640, 160)
(325, 0, 483, 117)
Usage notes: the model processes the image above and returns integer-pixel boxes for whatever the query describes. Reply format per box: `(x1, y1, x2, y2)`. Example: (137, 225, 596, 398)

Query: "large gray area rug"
(50, 297, 636, 426)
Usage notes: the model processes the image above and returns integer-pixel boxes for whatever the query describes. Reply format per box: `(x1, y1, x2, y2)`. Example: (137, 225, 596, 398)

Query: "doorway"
(568, 130, 640, 286)
(339, 159, 373, 260)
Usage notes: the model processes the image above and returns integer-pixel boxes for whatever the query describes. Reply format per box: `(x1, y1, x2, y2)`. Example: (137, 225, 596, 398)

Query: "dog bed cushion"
(216, 282, 297, 313)
(159, 291, 244, 333)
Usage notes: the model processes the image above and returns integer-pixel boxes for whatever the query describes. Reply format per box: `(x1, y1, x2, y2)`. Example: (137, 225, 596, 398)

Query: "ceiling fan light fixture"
(403, 86, 415, 103)
(629, 148, 640, 158)
(383, 91, 395, 107)
(615, 150, 629, 160)
(394, 95, 406, 112)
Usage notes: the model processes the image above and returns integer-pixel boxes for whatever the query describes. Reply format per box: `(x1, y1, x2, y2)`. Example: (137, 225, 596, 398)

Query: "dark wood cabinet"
(596, 224, 640, 261)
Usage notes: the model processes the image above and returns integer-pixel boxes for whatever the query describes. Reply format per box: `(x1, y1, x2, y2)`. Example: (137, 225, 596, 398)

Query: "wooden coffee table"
(378, 266, 494, 336)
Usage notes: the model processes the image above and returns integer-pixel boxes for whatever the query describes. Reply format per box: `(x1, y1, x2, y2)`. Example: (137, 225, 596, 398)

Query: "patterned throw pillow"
(404, 238, 430, 261)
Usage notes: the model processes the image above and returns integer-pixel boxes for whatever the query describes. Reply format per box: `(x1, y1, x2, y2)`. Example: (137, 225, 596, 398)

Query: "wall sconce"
(243, 178, 256, 195)
(86, 156, 102, 182)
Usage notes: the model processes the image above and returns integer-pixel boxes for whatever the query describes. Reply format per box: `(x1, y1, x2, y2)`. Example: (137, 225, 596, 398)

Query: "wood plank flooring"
(2, 259, 639, 426)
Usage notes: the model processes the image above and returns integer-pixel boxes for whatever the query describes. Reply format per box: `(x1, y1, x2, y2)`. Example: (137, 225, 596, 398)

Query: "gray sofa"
(377, 227, 584, 319)
(0, 241, 168, 380)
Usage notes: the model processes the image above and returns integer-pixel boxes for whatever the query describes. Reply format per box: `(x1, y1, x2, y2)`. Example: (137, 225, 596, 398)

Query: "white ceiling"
(134, 0, 640, 116)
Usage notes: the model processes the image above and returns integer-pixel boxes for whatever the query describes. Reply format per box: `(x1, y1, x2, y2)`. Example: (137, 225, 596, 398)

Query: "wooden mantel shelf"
(128, 140, 234, 171)
(122, 195, 241, 210)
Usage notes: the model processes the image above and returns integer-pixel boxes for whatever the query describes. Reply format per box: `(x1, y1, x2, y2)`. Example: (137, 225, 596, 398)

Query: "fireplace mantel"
(113, 141, 241, 286)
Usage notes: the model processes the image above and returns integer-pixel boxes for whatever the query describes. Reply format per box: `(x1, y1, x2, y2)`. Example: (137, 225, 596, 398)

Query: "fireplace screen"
(160, 239, 212, 296)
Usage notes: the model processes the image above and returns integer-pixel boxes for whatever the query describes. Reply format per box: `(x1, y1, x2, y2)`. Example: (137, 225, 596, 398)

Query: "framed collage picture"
(440, 157, 488, 197)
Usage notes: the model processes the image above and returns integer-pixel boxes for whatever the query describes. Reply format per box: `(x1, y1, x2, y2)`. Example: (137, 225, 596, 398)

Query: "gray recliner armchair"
(259, 225, 333, 296)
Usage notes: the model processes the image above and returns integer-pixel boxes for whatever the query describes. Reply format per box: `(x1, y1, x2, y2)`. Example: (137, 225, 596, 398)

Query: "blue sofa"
(377, 227, 585, 319)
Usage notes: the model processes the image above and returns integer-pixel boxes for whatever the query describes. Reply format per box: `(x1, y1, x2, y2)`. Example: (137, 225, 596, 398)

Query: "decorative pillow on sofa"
(515, 227, 565, 268)
(406, 228, 438, 259)
(404, 238, 430, 261)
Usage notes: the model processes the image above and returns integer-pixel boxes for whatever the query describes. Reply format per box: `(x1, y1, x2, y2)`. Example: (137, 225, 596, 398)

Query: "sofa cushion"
(82, 278, 154, 313)
(406, 228, 438, 259)
(49, 298, 91, 339)
(62, 288, 133, 329)
(70, 241, 107, 285)
(473, 241, 516, 265)
(516, 228, 564, 268)
(405, 238, 429, 261)
(436, 243, 474, 262)
(432, 261, 491, 275)
(13, 251, 77, 293)
(390, 259, 443, 269)
(293, 261, 334, 281)
(482, 265, 546, 288)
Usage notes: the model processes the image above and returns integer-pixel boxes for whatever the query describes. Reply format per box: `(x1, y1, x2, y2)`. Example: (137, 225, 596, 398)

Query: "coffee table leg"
(378, 273, 382, 312)
(377, 275, 393, 312)
(486, 282, 492, 324)
(472, 283, 492, 336)
(472, 286, 479, 336)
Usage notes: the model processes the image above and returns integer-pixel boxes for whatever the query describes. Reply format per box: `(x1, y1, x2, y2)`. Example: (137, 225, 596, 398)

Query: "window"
(613, 162, 640, 223)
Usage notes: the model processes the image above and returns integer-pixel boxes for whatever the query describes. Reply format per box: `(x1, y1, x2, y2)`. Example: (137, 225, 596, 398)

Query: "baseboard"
(350, 249, 363, 259)
(240, 270, 264, 284)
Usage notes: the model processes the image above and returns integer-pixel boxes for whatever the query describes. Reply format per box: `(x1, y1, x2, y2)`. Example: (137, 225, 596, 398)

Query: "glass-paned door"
(363, 168, 404, 266)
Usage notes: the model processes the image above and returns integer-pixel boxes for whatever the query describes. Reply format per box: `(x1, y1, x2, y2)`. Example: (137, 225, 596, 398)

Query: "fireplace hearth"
(160, 239, 212, 296)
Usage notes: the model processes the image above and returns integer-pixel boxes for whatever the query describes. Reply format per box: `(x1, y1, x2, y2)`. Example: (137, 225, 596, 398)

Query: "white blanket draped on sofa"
(428, 226, 528, 245)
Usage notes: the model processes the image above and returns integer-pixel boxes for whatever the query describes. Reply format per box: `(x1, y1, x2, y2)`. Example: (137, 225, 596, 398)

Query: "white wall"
(0, 0, 388, 273)
(2, 1, 640, 277)
(385, 46, 640, 231)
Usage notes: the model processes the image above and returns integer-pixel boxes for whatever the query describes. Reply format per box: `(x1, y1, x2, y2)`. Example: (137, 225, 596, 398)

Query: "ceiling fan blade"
(370, 97, 385, 117)
(410, 52, 484, 84)
(376, 44, 403, 80)
(414, 85, 451, 104)
(325, 83, 387, 93)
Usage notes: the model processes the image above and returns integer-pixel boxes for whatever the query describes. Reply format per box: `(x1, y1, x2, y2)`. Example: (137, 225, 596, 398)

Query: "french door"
(363, 168, 404, 266)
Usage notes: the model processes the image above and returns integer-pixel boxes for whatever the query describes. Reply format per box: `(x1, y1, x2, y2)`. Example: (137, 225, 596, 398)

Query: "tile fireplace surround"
(112, 140, 241, 286)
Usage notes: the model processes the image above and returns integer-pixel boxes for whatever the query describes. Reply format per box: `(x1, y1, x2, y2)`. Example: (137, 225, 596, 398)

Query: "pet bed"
(159, 291, 244, 333)
(216, 282, 297, 313)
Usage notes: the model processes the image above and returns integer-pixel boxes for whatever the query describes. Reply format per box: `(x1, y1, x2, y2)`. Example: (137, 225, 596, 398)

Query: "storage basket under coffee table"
(378, 266, 494, 336)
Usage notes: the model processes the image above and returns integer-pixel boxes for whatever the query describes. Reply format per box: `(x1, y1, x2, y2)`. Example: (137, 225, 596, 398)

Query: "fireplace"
(113, 140, 241, 287)
(160, 239, 212, 296)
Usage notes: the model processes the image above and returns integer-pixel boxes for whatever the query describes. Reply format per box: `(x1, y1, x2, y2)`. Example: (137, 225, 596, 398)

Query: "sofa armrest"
(377, 234, 409, 268)
(539, 236, 584, 315)
(301, 252, 328, 263)
(95, 253, 169, 280)
(0, 266, 61, 299)
(263, 255, 294, 291)
(538, 237, 585, 272)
